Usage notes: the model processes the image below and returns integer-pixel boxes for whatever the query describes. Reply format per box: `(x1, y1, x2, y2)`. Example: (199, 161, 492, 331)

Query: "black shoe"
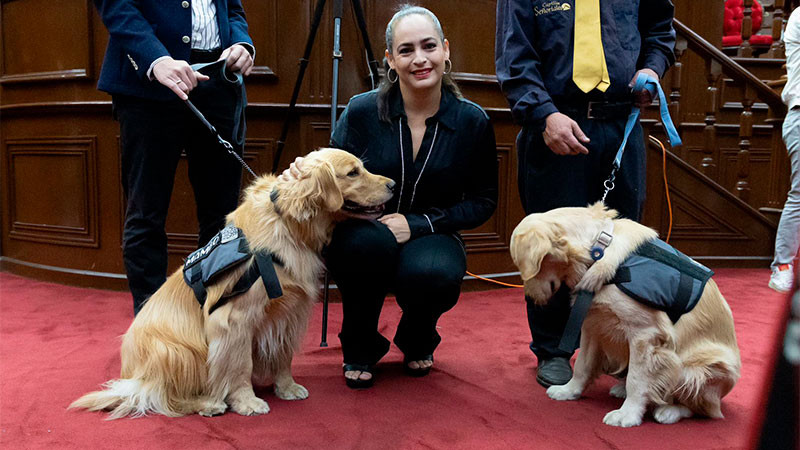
(343, 363, 374, 389)
(536, 357, 572, 387)
(403, 354, 433, 377)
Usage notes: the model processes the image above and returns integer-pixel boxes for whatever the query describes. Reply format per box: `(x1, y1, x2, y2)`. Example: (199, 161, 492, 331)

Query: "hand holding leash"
(153, 58, 209, 100)
(629, 68, 659, 108)
(219, 44, 254, 76)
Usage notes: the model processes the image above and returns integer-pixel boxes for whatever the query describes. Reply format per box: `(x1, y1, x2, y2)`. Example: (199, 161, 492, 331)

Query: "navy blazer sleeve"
(227, 0, 254, 52)
(638, 0, 677, 78)
(495, 0, 558, 130)
(93, 0, 170, 80)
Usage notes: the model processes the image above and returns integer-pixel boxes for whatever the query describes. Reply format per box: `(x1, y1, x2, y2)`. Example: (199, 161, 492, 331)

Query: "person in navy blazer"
(93, 0, 256, 314)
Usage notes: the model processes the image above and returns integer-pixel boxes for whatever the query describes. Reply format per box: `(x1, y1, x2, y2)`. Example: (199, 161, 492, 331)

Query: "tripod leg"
(273, 0, 328, 173)
(350, 0, 380, 83)
(330, 0, 344, 131)
(321, 270, 330, 347)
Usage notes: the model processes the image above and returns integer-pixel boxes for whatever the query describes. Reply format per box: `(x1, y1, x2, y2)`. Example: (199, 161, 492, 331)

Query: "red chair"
(723, 0, 773, 47)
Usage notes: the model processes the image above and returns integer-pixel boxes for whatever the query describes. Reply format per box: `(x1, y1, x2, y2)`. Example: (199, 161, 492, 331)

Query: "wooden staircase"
(641, 13, 790, 266)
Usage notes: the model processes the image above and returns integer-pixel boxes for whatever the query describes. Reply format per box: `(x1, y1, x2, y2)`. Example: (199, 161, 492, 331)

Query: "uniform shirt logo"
(534, 1, 571, 16)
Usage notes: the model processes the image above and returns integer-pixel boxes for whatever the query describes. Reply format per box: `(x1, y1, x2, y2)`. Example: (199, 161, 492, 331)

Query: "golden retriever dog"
(70, 148, 394, 418)
(510, 203, 741, 427)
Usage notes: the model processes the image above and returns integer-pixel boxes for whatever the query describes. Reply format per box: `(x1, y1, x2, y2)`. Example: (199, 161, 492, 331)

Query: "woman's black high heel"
(343, 363, 375, 389)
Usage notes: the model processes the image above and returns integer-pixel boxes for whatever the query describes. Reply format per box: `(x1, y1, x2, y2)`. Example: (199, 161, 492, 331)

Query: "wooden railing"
(737, 0, 787, 58)
(672, 19, 787, 209)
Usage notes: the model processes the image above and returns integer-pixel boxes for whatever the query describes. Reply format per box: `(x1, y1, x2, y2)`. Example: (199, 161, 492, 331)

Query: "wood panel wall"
(0, 0, 785, 290)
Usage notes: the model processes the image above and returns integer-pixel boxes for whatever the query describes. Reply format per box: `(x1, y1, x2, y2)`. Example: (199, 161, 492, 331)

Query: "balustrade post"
(764, 0, 786, 58)
(739, 0, 755, 57)
(702, 60, 722, 178)
(736, 85, 755, 203)
(669, 38, 687, 158)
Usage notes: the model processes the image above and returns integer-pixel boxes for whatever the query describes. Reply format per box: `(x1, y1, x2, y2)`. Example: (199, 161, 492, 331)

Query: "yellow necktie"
(572, 0, 610, 93)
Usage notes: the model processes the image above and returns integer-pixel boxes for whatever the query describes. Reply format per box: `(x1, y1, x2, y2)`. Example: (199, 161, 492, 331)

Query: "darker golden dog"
(510, 203, 741, 427)
(70, 148, 394, 418)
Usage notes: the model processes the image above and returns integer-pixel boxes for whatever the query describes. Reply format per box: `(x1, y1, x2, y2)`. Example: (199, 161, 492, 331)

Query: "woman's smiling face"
(386, 13, 450, 93)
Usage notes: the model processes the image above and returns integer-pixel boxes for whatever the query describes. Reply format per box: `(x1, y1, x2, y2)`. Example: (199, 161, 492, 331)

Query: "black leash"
(184, 60, 257, 178)
(184, 99, 257, 178)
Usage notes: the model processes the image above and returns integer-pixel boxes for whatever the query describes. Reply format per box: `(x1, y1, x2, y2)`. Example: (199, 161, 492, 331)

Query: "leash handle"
(612, 73, 682, 170)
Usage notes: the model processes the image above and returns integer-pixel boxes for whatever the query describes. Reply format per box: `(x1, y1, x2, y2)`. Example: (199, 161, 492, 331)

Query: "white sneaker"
(769, 264, 794, 293)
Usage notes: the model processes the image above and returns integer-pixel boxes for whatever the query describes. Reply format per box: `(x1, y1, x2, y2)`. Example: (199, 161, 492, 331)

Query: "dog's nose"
(386, 179, 396, 192)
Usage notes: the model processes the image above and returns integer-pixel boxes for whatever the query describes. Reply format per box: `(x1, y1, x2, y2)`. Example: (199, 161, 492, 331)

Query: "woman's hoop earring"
(444, 59, 452, 75)
(387, 67, 398, 83)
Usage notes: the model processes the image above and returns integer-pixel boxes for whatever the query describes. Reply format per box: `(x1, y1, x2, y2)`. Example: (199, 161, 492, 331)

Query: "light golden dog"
(510, 203, 741, 427)
(70, 148, 394, 418)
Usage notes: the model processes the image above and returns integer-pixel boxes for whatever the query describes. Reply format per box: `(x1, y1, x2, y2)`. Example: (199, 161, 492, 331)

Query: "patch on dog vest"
(611, 239, 713, 323)
(183, 226, 283, 311)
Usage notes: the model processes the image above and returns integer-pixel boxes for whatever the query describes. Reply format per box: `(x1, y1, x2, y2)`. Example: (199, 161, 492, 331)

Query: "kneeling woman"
(331, 5, 498, 389)
(289, 5, 497, 388)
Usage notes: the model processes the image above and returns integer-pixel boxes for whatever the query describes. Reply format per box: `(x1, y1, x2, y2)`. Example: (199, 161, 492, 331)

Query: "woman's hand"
(279, 156, 306, 182)
(220, 44, 254, 76)
(378, 213, 411, 243)
(153, 57, 209, 100)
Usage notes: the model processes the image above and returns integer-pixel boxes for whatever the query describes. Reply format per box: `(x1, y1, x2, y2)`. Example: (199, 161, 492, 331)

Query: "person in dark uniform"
(495, 0, 676, 387)
(284, 5, 497, 389)
(93, 0, 255, 315)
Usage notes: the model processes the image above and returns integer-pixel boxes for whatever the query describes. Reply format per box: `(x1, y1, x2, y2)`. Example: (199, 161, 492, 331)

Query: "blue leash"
(601, 73, 682, 202)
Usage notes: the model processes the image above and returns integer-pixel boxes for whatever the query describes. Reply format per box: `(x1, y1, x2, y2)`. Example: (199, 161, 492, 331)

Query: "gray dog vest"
(183, 226, 283, 314)
(610, 238, 714, 323)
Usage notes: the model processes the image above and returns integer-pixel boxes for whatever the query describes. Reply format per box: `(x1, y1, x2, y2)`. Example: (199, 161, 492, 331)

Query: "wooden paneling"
(0, 0, 93, 84)
(5, 137, 98, 247)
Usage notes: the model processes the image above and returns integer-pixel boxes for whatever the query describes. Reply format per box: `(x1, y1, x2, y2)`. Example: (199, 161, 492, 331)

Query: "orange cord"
(651, 136, 674, 244)
(466, 136, 673, 288)
(465, 271, 523, 288)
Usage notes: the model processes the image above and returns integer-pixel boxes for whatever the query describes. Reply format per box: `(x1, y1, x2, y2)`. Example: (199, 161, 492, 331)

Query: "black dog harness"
(183, 226, 283, 315)
(558, 237, 713, 353)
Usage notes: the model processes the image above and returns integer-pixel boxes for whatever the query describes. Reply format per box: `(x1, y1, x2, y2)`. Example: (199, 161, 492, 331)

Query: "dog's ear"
(316, 161, 344, 212)
(276, 160, 343, 221)
(511, 229, 552, 281)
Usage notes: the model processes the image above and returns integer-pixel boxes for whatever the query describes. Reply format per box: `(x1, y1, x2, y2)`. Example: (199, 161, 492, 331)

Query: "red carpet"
(0, 269, 788, 449)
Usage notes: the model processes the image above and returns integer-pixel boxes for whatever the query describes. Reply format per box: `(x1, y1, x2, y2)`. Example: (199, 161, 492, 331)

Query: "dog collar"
(589, 219, 614, 261)
(270, 187, 282, 216)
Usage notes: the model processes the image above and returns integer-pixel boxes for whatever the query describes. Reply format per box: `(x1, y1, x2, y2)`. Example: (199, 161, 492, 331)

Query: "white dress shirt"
(191, 0, 221, 50)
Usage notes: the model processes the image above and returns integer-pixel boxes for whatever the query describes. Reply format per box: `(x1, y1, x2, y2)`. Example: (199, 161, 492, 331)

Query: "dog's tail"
(68, 378, 180, 419)
(674, 343, 741, 418)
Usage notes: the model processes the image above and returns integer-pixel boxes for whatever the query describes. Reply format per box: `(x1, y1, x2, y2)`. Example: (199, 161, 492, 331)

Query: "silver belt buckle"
(586, 101, 599, 119)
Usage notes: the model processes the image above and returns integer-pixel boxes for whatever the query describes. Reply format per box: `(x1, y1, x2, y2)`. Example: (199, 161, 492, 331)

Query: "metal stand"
(272, 0, 380, 347)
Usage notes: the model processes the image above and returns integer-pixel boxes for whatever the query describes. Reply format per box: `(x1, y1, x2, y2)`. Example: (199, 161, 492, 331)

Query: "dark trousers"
(325, 219, 467, 365)
(517, 114, 645, 359)
(114, 74, 244, 314)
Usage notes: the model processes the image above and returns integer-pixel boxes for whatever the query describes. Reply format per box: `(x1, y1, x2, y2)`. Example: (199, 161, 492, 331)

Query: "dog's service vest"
(610, 238, 714, 323)
(182, 226, 283, 314)
(558, 238, 713, 353)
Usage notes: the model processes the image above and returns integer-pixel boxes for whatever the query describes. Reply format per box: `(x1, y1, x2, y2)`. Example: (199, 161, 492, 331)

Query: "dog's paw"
(230, 395, 271, 416)
(574, 263, 615, 293)
(653, 404, 693, 424)
(603, 408, 643, 427)
(546, 384, 581, 401)
(274, 382, 309, 401)
(609, 382, 627, 399)
(197, 399, 227, 417)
